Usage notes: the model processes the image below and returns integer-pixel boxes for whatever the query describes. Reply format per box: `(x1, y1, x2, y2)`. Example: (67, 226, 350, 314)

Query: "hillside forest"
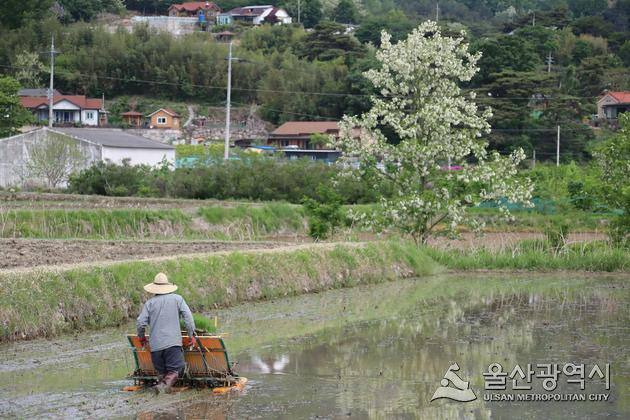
(1, 0, 629, 161)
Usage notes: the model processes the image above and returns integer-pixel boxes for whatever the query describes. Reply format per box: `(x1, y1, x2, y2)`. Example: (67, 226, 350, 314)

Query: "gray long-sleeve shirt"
(136, 293, 195, 352)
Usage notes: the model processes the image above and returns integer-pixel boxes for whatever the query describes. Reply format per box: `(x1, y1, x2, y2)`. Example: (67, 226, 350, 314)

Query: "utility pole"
(47, 35, 59, 128)
(224, 40, 233, 160)
(532, 149, 536, 168)
(297, 0, 301, 25)
(556, 125, 560, 167)
(436, 2, 439, 21)
(546, 51, 553, 73)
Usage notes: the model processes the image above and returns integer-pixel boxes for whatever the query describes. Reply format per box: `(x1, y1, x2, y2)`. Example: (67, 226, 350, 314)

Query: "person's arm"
(136, 301, 150, 339)
(179, 297, 196, 338)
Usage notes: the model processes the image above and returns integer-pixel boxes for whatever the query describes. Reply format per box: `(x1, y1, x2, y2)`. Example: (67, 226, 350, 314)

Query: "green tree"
(58, 0, 124, 22)
(0, 0, 53, 30)
(332, 0, 359, 24)
(13, 51, 46, 87)
(471, 36, 541, 85)
(257, 52, 349, 124)
(355, 10, 415, 46)
(240, 24, 306, 55)
(303, 186, 344, 240)
(0, 76, 33, 137)
(476, 70, 556, 154)
(568, 0, 608, 17)
(593, 113, 630, 246)
(282, 0, 323, 28)
(619, 40, 630, 66)
(571, 15, 615, 37)
(577, 55, 617, 95)
(514, 25, 558, 60)
(298, 21, 364, 62)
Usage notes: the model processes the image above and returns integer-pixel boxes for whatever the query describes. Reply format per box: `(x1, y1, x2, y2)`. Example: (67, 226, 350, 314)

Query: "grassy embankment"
(427, 243, 628, 272)
(0, 241, 441, 342)
(0, 202, 611, 240)
(0, 203, 304, 240)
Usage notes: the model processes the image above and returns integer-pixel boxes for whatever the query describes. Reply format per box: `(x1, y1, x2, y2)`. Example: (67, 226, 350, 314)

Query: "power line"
(0, 63, 604, 101)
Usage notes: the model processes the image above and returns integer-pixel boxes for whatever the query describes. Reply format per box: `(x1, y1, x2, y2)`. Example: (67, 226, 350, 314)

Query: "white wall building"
(217, 5, 292, 25)
(56, 128, 175, 166)
(0, 127, 175, 188)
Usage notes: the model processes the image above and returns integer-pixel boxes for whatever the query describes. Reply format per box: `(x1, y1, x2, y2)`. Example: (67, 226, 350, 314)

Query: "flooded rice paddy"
(0, 273, 628, 419)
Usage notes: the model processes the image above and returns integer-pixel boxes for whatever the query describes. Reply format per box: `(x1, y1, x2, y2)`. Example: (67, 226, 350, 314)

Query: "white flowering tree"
(335, 21, 532, 244)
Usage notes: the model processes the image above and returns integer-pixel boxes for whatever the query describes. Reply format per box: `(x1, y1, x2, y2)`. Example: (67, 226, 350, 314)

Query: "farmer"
(137, 272, 197, 394)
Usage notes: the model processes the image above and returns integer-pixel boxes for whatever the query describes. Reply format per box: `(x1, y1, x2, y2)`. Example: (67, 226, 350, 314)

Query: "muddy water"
(0, 273, 628, 419)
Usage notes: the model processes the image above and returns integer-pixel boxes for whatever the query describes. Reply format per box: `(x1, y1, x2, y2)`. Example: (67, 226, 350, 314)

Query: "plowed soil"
(0, 239, 287, 270)
(0, 232, 606, 270)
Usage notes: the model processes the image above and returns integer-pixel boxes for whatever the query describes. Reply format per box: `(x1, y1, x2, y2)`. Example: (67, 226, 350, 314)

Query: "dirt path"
(0, 232, 607, 272)
(0, 241, 365, 275)
(0, 191, 268, 210)
(0, 238, 293, 270)
(183, 104, 195, 128)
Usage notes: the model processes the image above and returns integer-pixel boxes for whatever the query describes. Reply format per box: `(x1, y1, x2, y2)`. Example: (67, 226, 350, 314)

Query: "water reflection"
(250, 355, 291, 374)
(149, 275, 628, 419)
(0, 274, 626, 419)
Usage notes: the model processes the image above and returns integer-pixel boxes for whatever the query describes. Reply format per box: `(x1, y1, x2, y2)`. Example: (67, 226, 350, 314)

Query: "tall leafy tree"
(594, 113, 630, 246)
(471, 36, 541, 85)
(13, 51, 46, 87)
(0, 0, 53, 30)
(355, 10, 415, 46)
(281, 0, 323, 28)
(568, 0, 608, 17)
(332, 0, 359, 24)
(58, 0, 124, 22)
(0, 76, 34, 137)
(298, 21, 364, 62)
(336, 22, 532, 244)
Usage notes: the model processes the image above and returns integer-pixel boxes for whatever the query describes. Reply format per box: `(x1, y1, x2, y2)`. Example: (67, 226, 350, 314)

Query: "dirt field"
(0, 239, 288, 270)
(0, 232, 607, 270)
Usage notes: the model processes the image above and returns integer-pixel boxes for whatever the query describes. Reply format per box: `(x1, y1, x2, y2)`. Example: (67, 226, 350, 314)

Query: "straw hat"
(144, 272, 178, 294)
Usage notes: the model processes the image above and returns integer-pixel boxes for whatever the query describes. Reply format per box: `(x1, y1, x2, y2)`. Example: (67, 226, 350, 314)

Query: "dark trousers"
(151, 345, 185, 375)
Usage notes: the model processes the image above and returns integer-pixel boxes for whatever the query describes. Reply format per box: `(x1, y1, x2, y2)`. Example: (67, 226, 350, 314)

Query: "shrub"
(544, 221, 571, 253)
(69, 157, 388, 204)
(68, 159, 156, 196)
(303, 186, 344, 240)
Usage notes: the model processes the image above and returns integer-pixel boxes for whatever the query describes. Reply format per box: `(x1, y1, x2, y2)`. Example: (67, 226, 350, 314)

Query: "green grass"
(0, 209, 194, 239)
(425, 241, 629, 272)
(0, 198, 613, 242)
(467, 207, 610, 232)
(0, 241, 443, 342)
(198, 203, 306, 237)
(345, 204, 610, 232)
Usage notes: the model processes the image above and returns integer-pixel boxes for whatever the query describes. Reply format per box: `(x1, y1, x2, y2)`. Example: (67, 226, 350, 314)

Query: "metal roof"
(54, 128, 174, 149)
(19, 88, 60, 96)
(270, 121, 339, 137)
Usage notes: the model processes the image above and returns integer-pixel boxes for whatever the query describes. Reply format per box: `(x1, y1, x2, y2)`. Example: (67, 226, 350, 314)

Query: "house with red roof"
(19, 92, 106, 126)
(168, 1, 220, 18)
(267, 121, 340, 149)
(217, 5, 292, 25)
(597, 91, 630, 121)
(266, 121, 342, 163)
